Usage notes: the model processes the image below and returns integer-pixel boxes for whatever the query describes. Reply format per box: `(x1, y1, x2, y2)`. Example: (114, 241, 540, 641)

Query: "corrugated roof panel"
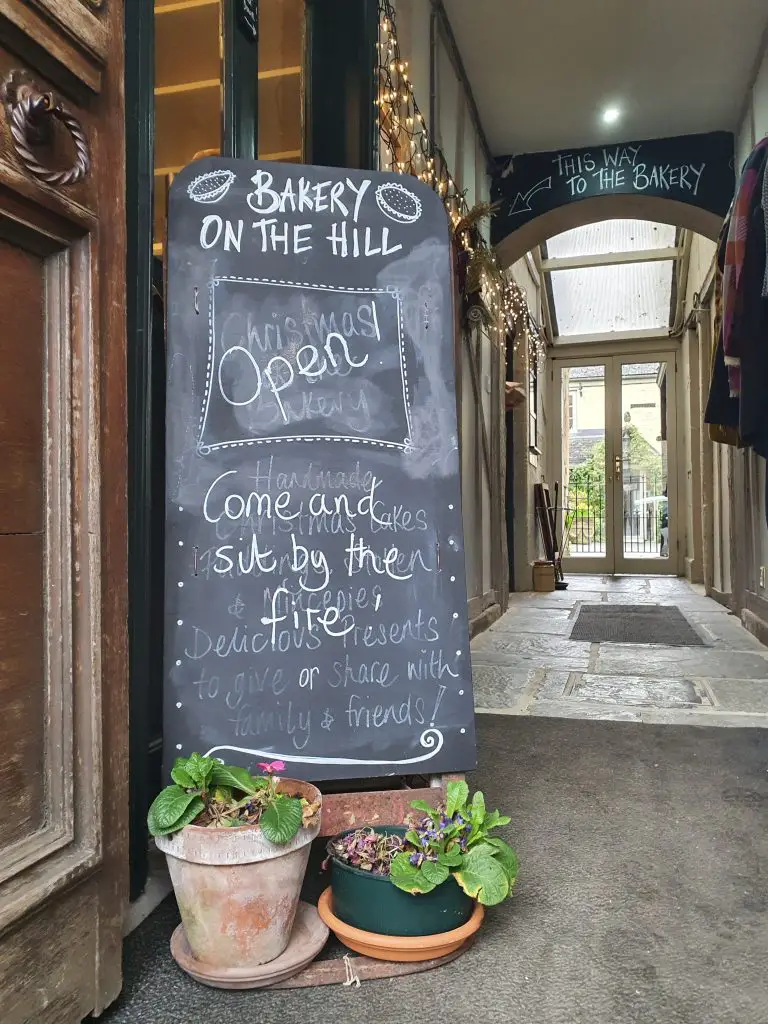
(546, 220, 677, 258)
(550, 260, 674, 336)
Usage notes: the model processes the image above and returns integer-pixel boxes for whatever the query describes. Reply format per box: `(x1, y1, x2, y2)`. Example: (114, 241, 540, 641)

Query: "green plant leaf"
(389, 853, 437, 894)
(147, 787, 204, 837)
(483, 810, 511, 830)
(486, 837, 520, 884)
(446, 780, 469, 818)
(438, 845, 464, 867)
(471, 790, 486, 825)
(404, 830, 421, 847)
(170, 758, 196, 789)
(454, 847, 510, 907)
(185, 752, 216, 787)
(259, 796, 303, 844)
(420, 860, 450, 886)
(409, 799, 435, 814)
(209, 763, 260, 795)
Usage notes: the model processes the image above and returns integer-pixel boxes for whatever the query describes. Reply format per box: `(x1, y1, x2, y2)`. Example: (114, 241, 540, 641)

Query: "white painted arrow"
(508, 175, 553, 215)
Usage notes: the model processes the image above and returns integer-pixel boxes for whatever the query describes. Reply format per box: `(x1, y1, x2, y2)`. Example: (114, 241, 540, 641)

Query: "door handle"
(0, 69, 90, 187)
(614, 454, 621, 478)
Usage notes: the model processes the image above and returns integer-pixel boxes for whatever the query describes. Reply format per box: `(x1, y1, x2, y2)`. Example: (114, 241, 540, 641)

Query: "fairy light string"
(503, 279, 548, 369)
(377, 0, 543, 352)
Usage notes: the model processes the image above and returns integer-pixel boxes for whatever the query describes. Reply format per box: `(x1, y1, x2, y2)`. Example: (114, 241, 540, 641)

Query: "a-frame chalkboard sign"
(164, 158, 476, 783)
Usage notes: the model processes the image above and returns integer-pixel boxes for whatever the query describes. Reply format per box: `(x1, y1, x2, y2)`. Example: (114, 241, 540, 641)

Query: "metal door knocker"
(0, 70, 90, 186)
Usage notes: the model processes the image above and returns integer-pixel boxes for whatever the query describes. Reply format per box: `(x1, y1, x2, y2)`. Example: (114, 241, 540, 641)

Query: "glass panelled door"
(559, 361, 612, 573)
(556, 353, 678, 575)
(614, 357, 676, 574)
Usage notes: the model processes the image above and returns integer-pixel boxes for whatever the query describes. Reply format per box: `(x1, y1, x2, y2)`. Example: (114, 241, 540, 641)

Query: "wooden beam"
(540, 247, 681, 273)
(552, 327, 672, 348)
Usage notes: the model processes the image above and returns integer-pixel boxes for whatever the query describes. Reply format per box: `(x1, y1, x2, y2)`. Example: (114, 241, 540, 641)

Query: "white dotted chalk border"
(197, 278, 413, 454)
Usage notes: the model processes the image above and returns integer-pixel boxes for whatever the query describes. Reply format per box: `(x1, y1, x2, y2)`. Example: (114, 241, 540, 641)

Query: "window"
(152, 0, 306, 253)
(541, 220, 681, 342)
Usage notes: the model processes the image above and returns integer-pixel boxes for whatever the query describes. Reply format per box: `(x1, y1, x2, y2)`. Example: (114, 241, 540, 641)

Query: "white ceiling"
(442, 0, 768, 156)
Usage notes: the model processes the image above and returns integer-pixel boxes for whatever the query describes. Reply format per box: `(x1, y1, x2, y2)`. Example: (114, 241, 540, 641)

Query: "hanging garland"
(502, 280, 548, 367)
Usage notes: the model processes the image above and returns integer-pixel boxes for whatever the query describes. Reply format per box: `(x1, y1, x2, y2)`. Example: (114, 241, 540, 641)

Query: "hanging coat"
(722, 138, 768, 397)
(735, 161, 768, 460)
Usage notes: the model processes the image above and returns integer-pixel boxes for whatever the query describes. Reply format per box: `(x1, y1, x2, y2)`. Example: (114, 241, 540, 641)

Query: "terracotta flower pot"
(155, 778, 321, 969)
(317, 887, 484, 962)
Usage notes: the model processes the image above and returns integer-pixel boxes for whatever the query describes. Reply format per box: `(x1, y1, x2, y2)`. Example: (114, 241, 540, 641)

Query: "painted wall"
(506, 255, 550, 589)
(680, 32, 768, 634)
(388, 1, 504, 620)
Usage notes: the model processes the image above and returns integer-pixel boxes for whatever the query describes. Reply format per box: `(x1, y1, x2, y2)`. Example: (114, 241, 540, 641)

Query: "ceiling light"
(601, 106, 621, 126)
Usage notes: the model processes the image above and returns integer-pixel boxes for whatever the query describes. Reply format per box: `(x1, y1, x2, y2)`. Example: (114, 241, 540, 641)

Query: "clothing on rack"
(722, 137, 768, 397)
(735, 165, 768, 460)
(705, 211, 741, 446)
(706, 137, 768, 528)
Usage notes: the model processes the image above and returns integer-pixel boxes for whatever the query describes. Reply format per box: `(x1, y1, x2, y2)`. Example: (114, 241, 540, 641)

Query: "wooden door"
(0, 2, 127, 1020)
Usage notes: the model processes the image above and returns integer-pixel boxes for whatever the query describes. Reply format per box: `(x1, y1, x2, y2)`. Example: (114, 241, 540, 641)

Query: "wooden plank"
(464, 328, 492, 479)
(25, 0, 108, 65)
(0, 239, 44, 533)
(92, 0, 129, 1009)
(320, 786, 443, 837)
(0, 882, 97, 1024)
(0, 535, 44, 852)
(540, 247, 681, 272)
(0, 3, 101, 93)
(268, 939, 472, 988)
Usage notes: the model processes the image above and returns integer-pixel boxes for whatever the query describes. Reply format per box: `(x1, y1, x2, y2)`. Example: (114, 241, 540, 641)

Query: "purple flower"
(409, 852, 423, 866)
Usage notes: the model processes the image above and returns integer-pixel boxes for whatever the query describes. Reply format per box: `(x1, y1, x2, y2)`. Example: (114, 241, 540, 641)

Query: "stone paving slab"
(484, 609, 574, 635)
(527, 700, 644, 722)
(595, 645, 768, 679)
(470, 576, 768, 722)
(706, 677, 768, 713)
(515, 700, 768, 728)
(471, 632, 592, 660)
(567, 673, 713, 708)
(682, 617, 765, 650)
(511, 589, 607, 607)
(470, 648, 590, 671)
(470, 663, 540, 710)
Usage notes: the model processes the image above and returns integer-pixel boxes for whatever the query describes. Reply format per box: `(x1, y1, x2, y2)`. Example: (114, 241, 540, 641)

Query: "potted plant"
(148, 754, 321, 969)
(320, 780, 518, 957)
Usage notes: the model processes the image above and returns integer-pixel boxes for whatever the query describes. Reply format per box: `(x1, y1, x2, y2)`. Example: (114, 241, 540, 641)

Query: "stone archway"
(494, 193, 722, 269)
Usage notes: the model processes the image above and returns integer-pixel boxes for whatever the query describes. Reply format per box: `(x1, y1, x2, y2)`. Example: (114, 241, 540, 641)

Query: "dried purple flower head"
(327, 828, 404, 876)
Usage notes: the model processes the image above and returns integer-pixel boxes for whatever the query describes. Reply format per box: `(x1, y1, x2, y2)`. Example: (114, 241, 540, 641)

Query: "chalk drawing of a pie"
(375, 181, 422, 224)
(187, 169, 236, 204)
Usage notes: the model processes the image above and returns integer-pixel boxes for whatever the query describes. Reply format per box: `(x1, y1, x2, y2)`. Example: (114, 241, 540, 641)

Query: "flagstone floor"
(471, 575, 768, 728)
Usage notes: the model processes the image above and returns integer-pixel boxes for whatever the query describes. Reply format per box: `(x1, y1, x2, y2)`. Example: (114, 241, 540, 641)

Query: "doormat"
(569, 604, 705, 646)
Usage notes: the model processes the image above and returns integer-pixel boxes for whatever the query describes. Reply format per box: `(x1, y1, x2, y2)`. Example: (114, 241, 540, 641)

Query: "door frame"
(549, 341, 682, 577)
(0, 0, 128, 1015)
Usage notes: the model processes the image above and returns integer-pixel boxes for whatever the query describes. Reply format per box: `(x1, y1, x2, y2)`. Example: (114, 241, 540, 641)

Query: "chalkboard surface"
(491, 131, 734, 245)
(164, 158, 476, 781)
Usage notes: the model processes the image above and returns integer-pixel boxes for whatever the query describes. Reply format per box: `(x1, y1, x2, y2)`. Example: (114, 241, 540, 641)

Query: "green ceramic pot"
(327, 825, 474, 937)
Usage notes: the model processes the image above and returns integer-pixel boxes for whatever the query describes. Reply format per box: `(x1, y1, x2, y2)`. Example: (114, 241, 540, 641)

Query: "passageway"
(471, 575, 768, 726)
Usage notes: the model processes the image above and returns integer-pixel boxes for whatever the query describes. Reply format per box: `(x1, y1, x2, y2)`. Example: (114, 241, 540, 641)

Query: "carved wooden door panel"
(0, 1, 127, 1020)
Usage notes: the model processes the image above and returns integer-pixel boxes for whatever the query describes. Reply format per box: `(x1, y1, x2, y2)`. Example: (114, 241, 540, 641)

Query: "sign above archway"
(491, 131, 734, 247)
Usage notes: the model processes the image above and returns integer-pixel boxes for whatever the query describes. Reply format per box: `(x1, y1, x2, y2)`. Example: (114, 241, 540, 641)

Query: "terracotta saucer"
(317, 887, 484, 962)
(170, 901, 329, 990)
